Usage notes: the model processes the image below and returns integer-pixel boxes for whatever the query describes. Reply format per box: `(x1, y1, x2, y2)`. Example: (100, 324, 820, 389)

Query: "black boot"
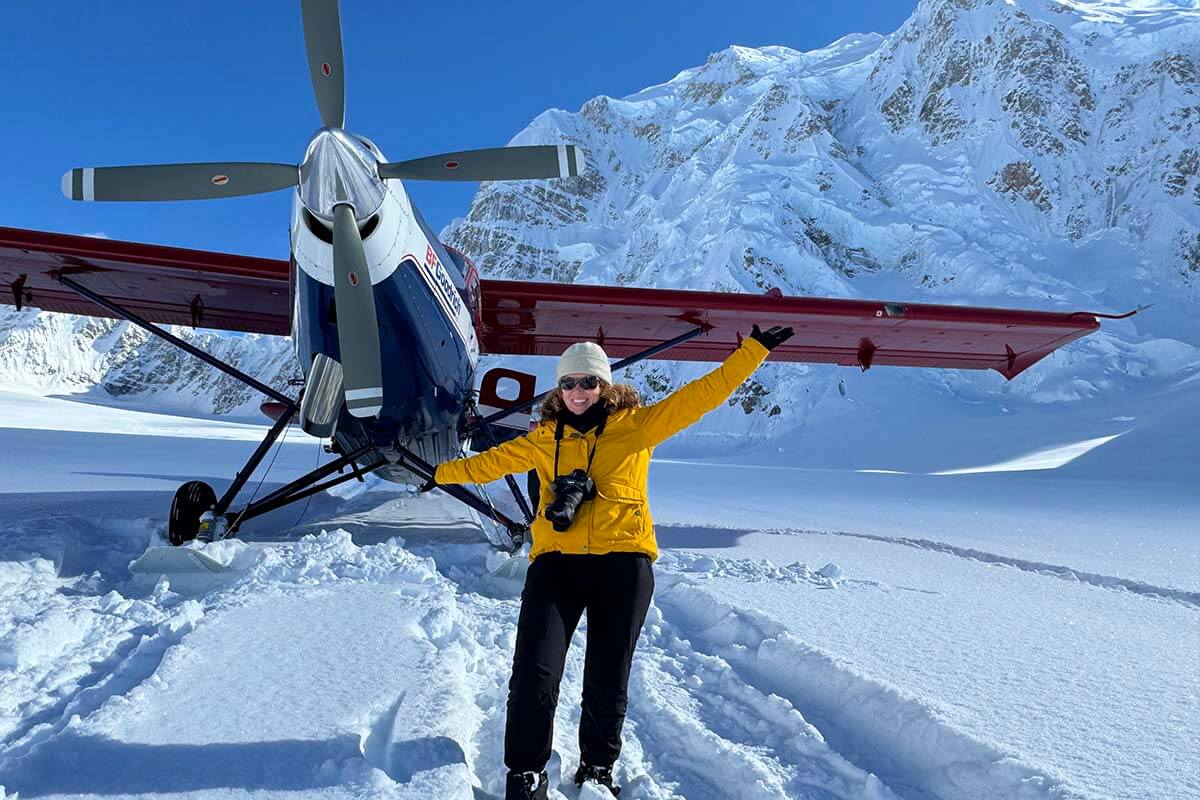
(574, 764, 621, 796)
(505, 770, 549, 800)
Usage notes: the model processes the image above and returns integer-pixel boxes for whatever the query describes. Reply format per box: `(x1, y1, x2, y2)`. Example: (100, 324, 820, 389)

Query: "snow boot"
(505, 769, 549, 800)
(574, 764, 621, 796)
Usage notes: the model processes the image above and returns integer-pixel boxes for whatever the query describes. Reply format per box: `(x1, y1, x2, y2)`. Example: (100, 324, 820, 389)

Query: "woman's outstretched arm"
(633, 336, 770, 449)
(434, 431, 541, 486)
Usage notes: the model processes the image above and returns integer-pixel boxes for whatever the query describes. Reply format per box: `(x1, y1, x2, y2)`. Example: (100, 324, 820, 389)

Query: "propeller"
(60, 0, 346, 206)
(61, 163, 298, 202)
(379, 144, 586, 182)
(300, 0, 346, 129)
(59, 0, 586, 421)
(331, 181, 383, 418)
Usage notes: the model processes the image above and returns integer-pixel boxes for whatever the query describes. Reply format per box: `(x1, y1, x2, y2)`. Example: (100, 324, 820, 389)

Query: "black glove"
(750, 324, 794, 351)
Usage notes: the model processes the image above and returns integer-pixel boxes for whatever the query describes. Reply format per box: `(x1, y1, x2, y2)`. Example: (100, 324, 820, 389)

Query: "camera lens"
(545, 470, 596, 532)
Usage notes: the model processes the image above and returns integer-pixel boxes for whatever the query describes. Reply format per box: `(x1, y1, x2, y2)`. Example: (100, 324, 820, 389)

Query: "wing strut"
(226, 445, 387, 528)
(473, 324, 710, 431)
(391, 445, 532, 548)
(57, 274, 293, 406)
(55, 273, 301, 522)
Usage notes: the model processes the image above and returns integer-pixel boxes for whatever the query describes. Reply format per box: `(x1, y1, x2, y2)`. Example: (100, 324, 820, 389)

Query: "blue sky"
(2, 1, 913, 259)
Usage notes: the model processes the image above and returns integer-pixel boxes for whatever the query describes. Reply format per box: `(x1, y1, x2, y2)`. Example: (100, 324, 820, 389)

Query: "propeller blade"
(378, 144, 587, 182)
(61, 163, 298, 202)
(332, 202, 383, 418)
(300, 0, 346, 129)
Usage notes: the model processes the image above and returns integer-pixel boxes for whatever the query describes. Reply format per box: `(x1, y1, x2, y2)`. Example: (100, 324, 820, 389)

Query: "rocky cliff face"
(852, 0, 1200, 280)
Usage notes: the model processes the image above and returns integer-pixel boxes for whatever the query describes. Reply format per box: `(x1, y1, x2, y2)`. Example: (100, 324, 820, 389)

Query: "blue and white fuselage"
(287, 127, 480, 478)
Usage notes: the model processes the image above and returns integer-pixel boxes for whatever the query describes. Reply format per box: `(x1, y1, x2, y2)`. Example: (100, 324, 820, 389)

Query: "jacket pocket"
(592, 486, 648, 541)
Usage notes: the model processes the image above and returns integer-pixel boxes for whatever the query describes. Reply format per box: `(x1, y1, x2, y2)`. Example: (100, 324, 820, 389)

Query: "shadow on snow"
(1, 732, 467, 795)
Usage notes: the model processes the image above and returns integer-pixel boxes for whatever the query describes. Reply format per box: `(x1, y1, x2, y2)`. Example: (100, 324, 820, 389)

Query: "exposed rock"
(1166, 148, 1198, 198)
(989, 161, 1052, 211)
(726, 378, 780, 417)
(1181, 231, 1200, 281)
(881, 80, 916, 133)
(919, 89, 968, 143)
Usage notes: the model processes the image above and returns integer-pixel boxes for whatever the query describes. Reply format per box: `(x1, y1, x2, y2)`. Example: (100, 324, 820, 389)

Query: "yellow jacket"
(435, 338, 769, 561)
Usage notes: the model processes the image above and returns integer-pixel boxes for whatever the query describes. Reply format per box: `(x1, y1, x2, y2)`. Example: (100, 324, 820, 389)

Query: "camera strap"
(553, 415, 607, 481)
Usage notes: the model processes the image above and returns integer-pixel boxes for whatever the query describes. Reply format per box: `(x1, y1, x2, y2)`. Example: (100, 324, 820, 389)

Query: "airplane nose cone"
(299, 127, 385, 223)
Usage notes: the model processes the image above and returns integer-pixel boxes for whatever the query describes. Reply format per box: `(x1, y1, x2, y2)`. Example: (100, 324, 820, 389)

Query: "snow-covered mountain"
(444, 0, 1200, 448)
(0, 307, 299, 419)
(453, 0, 1200, 298)
(3, 0, 1197, 447)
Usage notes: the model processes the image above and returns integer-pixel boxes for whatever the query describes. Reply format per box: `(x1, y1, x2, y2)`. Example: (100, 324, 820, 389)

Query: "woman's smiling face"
(559, 373, 602, 415)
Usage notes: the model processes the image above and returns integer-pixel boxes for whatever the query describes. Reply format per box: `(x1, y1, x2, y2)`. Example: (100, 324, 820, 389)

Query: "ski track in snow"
(650, 579, 1088, 800)
(0, 505, 1104, 800)
(622, 602, 900, 800)
(765, 528, 1200, 608)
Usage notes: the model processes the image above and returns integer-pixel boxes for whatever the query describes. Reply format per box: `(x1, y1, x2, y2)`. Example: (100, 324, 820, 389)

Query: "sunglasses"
(558, 375, 601, 391)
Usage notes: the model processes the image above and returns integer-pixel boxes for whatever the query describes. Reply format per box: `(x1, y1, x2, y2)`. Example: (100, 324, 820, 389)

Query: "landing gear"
(56, 274, 306, 548)
(56, 270, 711, 559)
(168, 480, 216, 545)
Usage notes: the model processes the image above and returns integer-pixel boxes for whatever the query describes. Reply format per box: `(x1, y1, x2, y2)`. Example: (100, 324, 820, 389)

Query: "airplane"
(0, 1, 1133, 568)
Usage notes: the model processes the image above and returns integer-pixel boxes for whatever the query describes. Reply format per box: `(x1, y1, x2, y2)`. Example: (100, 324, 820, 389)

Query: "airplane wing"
(0, 226, 291, 335)
(2, 226, 1103, 380)
(476, 279, 1102, 380)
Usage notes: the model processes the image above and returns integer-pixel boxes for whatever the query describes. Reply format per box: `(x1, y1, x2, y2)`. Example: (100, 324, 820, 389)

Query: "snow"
(1, 1, 1198, 796)
(0, 386, 1194, 800)
(0, 388, 306, 443)
(661, 535, 1196, 799)
(926, 431, 1125, 474)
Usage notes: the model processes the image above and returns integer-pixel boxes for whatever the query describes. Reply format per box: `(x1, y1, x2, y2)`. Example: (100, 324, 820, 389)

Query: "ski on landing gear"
(127, 479, 248, 578)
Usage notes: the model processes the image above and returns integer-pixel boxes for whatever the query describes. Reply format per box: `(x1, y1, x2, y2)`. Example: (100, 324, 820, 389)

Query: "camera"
(545, 469, 596, 532)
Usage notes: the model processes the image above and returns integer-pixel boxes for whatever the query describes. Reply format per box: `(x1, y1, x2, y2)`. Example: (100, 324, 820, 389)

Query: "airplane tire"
(168, 481, 217, 546)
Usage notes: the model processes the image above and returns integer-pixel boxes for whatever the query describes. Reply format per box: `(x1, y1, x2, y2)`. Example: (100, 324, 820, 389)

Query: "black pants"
(504, 551, 654, 773)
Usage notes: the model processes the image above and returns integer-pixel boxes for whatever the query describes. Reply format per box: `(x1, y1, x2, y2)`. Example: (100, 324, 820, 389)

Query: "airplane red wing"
(2, 227, 1102, 380)
(477, 279, 1102, 380)
(0, 226, 291, 335)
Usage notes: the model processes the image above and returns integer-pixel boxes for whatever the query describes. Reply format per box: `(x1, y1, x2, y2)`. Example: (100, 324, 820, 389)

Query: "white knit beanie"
(556, 341, 612, 385)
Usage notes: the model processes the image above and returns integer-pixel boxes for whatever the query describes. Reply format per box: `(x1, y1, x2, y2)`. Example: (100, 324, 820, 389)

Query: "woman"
(434, 324, 794, 799)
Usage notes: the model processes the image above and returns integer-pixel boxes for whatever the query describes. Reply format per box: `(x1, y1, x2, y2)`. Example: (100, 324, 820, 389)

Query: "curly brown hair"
(537, 381, 641, 427)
